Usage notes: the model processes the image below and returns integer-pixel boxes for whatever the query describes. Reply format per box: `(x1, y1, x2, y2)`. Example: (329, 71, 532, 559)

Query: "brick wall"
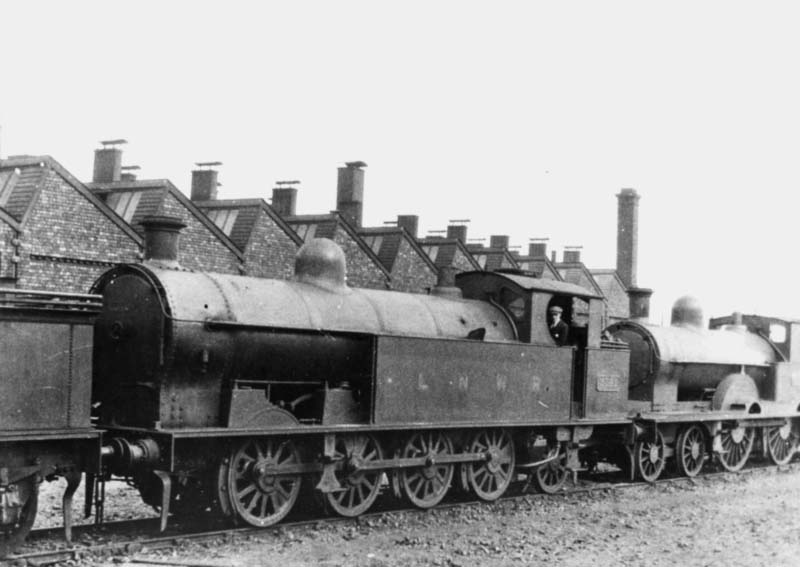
(332, 228, 389, 289)
(389, 238, 437, 293)
(599, 276, 630, 322)
(0, 223, 19, 287)
(452, 248, 477, 273)
(159, 193, 242, 274)
(243, 209, 299, 279)
(17, 169, 140, 292)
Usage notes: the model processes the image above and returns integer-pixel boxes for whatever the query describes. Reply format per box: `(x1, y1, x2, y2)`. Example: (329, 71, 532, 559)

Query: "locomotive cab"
(456, 271, 629, 418)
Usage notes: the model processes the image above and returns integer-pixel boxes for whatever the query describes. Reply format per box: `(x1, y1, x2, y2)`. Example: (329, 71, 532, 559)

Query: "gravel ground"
(37, 478, 157, 530)
(54, 466, 797, 567)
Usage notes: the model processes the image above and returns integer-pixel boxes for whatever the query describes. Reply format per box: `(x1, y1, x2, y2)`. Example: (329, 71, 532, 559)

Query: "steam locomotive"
(1, 218, 798, 554)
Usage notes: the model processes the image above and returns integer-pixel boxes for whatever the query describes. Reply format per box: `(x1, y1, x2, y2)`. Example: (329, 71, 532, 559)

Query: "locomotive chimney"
(336, 161, 366, 228)
(397, 215, 419, 238)
(140, 215, 187, 268)
(430, 266, 462, 298)
(93, 139, 127, 183)
(191, 161, 222, 201)
(272, 180, 299, 217)
(628, 287, 654, 321)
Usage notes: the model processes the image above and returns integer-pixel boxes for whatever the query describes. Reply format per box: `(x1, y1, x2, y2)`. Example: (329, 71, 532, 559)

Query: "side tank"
(92, 238, 516, 429)
(606, 296, 778, 408)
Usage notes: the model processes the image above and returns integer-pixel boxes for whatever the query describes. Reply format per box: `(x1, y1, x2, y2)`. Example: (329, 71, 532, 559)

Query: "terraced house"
(0, 155, 140, 292)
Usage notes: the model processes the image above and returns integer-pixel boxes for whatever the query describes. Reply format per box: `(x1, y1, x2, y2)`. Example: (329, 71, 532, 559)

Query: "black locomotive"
(1, 217, 799, 553)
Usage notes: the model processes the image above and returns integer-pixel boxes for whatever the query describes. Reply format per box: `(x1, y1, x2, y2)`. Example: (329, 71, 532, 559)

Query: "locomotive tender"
(1, 216, 799, 553)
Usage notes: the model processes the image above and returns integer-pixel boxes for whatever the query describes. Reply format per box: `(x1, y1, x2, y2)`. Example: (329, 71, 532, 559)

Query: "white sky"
(1, 1, 799, 322)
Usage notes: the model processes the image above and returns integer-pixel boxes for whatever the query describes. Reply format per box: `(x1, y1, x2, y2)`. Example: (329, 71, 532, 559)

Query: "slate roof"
(465, 245, 519, 271)
(0, 155, 141, 241)
(88, 178, 242, 260)
(358, 226, 438, 273)
(554, 261, 605, 297)
(591, 269, 630, 319)
(591, 269, 627, 294)
(195, 198, 303, 251)
(513, 255, 563, 280)
(418, 237, 482, 271)
(284, 212, 391, 279)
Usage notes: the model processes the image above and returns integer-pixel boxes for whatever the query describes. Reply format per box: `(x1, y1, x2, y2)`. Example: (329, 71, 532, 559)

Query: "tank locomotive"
(88, 222, 800, 530)
(1, 220, 799, 554)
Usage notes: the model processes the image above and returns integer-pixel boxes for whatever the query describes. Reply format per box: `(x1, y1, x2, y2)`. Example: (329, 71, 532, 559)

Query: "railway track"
(7, 460, 798, 566)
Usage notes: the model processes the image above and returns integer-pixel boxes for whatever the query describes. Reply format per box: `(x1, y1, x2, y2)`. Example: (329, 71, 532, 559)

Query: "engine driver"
(548, 305, 569, 346)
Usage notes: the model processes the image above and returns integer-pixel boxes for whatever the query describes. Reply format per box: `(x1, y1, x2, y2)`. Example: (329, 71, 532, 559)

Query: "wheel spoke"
(325, 435, 383, 517)
(635, 432, 665, 482)
(227, 438, 301, 527)
(466, 429, 515, 501)
(399, 432, 454, 509)
(717, 428, 753, 472)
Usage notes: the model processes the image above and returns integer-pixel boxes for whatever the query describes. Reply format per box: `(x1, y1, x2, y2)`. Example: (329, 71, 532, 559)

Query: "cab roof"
(456, 270, 603, 300)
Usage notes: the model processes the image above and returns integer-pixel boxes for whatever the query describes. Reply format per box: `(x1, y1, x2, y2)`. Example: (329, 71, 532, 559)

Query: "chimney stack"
(447, 220, 469, 243)
(93, 139, 127, 183)
(489, 235, 509, 249)
(528, 238, 548, 258)
(191, 162, 222, 202)
(563, 246, 582, 263)
(272, 180, 299, 217)
(397, 215, 419, 238)
(140, 215, 186, 268)
(616, 188, 639, 287)
(336, 161, 366, 227)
